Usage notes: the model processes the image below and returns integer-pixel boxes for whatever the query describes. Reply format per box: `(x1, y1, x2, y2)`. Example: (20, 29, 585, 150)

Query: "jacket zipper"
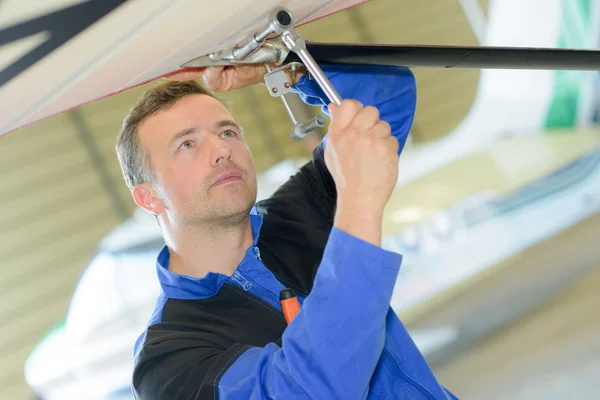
(231, 247, 304, 316)
(231, 246, 286, 315)
(232, 270, 284, 313)
(252, 246, 307, 303)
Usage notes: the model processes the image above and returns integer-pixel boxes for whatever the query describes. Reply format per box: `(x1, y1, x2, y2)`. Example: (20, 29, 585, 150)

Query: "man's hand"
(164, 65, 267, 91)
(164, 64, 305, 92)
(325, 100, 399, 247)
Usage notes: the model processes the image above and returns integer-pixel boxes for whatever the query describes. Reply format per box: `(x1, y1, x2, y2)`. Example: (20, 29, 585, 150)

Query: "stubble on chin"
(188, 180, 257, 229)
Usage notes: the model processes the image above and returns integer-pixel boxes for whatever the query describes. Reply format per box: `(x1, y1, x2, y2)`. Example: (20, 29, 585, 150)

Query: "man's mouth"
(212, 170, 243, 187)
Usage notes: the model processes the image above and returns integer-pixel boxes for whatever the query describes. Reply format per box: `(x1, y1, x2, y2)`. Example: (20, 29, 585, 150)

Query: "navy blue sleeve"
(218, 228, 402, 399)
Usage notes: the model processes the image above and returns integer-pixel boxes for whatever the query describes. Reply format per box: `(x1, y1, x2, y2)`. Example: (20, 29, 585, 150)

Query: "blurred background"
(1, 0, 600, 399)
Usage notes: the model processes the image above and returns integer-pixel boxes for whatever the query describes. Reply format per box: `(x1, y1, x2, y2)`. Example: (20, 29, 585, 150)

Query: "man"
(117, 63, 457, 399)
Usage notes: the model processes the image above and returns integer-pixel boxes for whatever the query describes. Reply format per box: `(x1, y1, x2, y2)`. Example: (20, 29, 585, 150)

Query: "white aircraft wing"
(0, 0, 368, 137)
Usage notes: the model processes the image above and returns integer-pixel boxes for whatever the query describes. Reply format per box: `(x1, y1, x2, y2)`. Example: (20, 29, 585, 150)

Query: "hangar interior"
(1, 0, 600, 399)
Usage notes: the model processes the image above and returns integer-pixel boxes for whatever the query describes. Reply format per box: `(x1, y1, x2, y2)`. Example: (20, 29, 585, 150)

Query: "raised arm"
(293, 63, 417, 157)
(226, 100, 405, 399)
(265, 64, 417, 224)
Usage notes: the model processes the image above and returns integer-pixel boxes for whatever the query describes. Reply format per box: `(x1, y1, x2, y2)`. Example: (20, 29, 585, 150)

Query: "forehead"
(138, 94, 233, 141)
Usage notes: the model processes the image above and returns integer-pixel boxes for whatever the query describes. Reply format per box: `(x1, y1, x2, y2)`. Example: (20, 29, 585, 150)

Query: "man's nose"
(209, 135, 233, 166)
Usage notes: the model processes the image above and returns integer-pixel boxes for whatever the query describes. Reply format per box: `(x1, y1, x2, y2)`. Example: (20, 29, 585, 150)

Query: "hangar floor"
(426, 213, 600, 399)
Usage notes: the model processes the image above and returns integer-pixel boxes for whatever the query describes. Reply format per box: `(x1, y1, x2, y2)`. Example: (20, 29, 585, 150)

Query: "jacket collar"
(156, 211, 264, 300)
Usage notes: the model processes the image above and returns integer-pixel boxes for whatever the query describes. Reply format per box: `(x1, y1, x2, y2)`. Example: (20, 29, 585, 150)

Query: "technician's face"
(136, 94, 257, 227)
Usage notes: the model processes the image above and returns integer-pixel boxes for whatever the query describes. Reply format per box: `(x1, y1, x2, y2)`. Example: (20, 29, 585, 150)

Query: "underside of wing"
(0, 0, 369, 137)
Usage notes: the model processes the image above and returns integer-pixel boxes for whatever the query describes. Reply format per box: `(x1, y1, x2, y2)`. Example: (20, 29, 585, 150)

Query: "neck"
(164, 216, 254, 278)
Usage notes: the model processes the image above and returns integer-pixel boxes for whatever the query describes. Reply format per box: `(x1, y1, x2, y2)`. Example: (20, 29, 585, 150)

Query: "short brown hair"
(116, 80, 229, 191)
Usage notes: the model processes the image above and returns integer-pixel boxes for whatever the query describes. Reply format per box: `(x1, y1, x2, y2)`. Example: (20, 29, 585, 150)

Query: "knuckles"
(330, 129, 398, 158)
(343, 99, 364, 113)
(376, 120, 391, 135)
(328, 102, 397, 158)
(359, 106, 380, 123)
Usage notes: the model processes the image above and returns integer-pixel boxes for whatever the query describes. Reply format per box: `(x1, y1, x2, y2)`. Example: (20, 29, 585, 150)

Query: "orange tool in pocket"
(280, 288, 300, 325)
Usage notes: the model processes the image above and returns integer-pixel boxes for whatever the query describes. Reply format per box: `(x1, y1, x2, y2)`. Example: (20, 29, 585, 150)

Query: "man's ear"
(132, 182, 166, 216)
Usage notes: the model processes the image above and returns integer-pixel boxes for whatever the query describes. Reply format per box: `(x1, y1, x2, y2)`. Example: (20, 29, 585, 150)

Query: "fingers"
(202, 66, 226, 91)
(203, 65, 269, 92)
(350, 106, 380, 135)
(328, 100, 363, 136)
(329, 100, 390, 142)
(386, 135, 400, 154)
(370, 120, 391, 139)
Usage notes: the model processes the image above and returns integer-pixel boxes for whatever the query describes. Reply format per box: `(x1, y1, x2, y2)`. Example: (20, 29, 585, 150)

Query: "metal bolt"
(272, 87, 278, 94)
(284, 82, 291, 88)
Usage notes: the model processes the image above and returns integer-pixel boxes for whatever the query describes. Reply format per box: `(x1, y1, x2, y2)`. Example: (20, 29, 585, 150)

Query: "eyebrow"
(168, 120, 243, 150)
(214, 119, 243, 135)
(168, 126, 199, 149)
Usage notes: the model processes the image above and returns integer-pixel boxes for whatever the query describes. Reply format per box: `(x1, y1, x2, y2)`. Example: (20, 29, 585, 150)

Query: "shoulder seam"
(212, 344, 250, 400)
(134, 295, 169, 361)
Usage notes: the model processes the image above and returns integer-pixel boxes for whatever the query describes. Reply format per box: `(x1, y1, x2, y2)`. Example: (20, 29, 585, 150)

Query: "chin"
(228, 196, 256, 216)
(221, 183, 256, 208)
(206, 193, 256, 222)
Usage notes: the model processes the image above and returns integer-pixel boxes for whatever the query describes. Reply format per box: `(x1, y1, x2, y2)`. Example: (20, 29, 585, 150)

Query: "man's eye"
(179, 140, 193, 149)
(221, 129, 237, 138)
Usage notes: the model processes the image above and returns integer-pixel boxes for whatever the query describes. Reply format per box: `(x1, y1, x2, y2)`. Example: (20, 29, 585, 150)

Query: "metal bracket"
(264, 62, 326, 140)
(183, 8, 340, 103)
(182, 41, 289, 68)
(182, 8, 336, 140)
(264, 68, 291, 97)
(234, 7, 342, 105)
(264, 62, 303, 97)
